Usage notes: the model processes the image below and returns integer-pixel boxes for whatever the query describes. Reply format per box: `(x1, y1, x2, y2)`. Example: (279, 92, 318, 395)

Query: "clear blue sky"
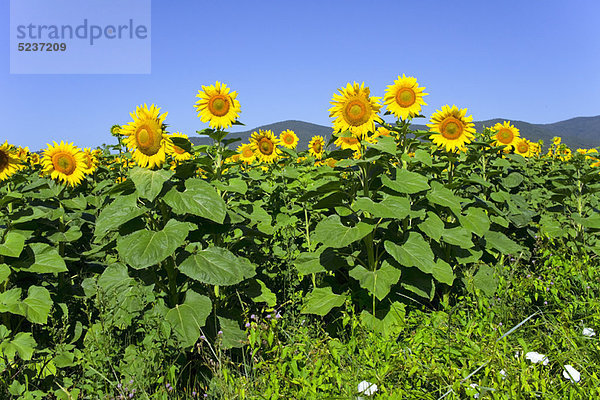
(2, 0, 599, 150)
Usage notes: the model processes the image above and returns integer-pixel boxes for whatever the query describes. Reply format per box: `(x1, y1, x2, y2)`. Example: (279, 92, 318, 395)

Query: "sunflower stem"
(359, 164, 376, 271)
(165, 257, 179, 307)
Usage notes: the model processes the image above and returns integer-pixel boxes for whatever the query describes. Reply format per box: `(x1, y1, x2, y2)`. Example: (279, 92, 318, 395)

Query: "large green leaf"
(312, 215, 373, 249)
(97, 263, 133, 294)
(385, 233, 436, 274)
(129, 167, 173, 202)
(22, 286, 52, 324)
(14, 243, 67, 274)
(426, 181, 462, 213)
(0, 332, 36, 361)
(349, 260, 401, 300)
(117, 220, 190, 269)
(166, 291, 212, 348)
(401, 267, 435, 300)
(458, 207, 490, 237)
(301, 286, 346, 316)
(179, 247, 256, 286)
(354, 195, 410, 219)
(367, 135, 397, 154)
(473, 264, 497, 296)
(294, 251, 327, 275)
(94, 194, 146, 239)
(484, 230, 524, 255)
(418, 212, 444, 241)
(218, 317, 246, 349)
(442, 227, 473, 249)
(432, 259, 455, 286)
(381, 169, 430, 194)
(360, 302, 406, 337)
(539, 214, 565, 238)
(0, 232, 25, 258)
(0, 264, 10, 282)
(163, 179, 227, 224)
(0, 288, 23, 315)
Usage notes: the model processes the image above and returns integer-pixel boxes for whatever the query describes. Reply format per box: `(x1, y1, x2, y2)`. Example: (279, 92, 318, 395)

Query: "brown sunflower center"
(312, 141, 323, 153)
(517, 142, 529, 153)
(344, 99, 370, 126)
(243, 147, 254, 158)
(258, 138, 274, 155)
(0, 150, 9, 171)
(208, 95, 230, 117)
(497, 129, 514, 144)
(395, 88, 416, 107)
(283, 134, 294, 144)
(343, 137, 359, 145)
(135, 124, 163, 156)
(52, 152, 76, 175)
(83, 154, 93, 169)
(440, 117, 464, 140)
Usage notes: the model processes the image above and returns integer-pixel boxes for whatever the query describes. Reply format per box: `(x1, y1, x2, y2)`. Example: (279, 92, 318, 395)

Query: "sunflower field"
(1, 77, 600, 399)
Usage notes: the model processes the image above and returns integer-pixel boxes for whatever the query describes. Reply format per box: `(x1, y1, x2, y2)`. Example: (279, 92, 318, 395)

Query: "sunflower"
(383, 74, 428, 120)
(237, 143, 256, 164)
(492, 121, 520, 149)
(81, 148, 99, 174)
(308, 136, 325, 159)
(279, 130, 299, 149)
(250, 129, 282, 163)
(0, 142, 23, 181)
(334, 134, 361, 151)
(110, 124, 121, 136)
(121, 104, 172, 169)
(167, 132, 193, 162)
(427, 105, 476, 152)
(329, 82, 382, 138)
(514, 138, 533, 157)
(16, 146, 29, 162)
(194, 81, 241, 129)
(41, 141, 86, 186)
(373, 126, 391, 138)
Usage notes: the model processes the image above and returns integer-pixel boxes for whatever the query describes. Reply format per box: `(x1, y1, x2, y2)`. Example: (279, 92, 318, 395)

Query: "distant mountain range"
(189, 116, 600, 151)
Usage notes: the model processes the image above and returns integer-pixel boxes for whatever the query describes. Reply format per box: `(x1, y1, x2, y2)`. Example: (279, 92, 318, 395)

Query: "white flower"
(499, 369, 506, 379)
(357, 380, 378, 396)
(469, 383, 480, 398)
(582, 327, 595, 337)
(525, 351, 549, 365)
(562, 365, 581, 382)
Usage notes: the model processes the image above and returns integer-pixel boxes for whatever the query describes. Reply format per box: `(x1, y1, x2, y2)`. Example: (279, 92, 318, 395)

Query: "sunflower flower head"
(334, 133, 361, 151)
(121, 104, 172, 169)
(279, 130, 299, 149)
(194, 81, 241, 129)
(237, 143, 256, 164)
(492, 121, 520, 149)
(308, 135, 325, 160)
(514, 138, 533, 157)
(427, 105, 476, 152)
(383, 74, 428, 120)
(329, 82, 382, 138)
(0, 142, 24, 181)
(167, 132, 193, 162)
(250, 129, 282, 163)
(41, 141, 86, 186)
(81, 147, 99, 174)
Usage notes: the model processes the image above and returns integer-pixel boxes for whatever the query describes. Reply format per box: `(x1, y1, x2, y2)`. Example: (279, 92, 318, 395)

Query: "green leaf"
(302, 286, 346, 316)
(294, 251, 327, 275)
(244, 279, 277, 307)
(349, 260, 401, 300)
(179, 247, 256, 286)
(458, 207, 490, 237)
(163, 178, 227, 224)
(61, 194, 87, 210)
(312, 215, 373, 249)
(484, 230, 524, 255)
(385, 232, 436, 274)
(473, 264, 497, 296)
(94, 194, 146, 239)
(0, 264, 10, 282)
(14, 243, 67, 274)
(0, 288, 24, 315)
(166, 291, 212, 348)
(117, 219, 190, 269)
(418, 212, 444, 241)
(97, 263, 133, 294)
(413, 149, 433, 167)
(129, 167, 173, 201)
(539, 214, 565, 238)
(367, 135, 397, 154)
(432, 259, 455, 286)
(1, 332, 36, 361)
(442, 227, 473, 249)
(426, 181, 462, 213)
(401, 267, 435, 300)
(502, 172, 524, 188)
(218, 317, 246, 349)
(0, 232, 25, 258)
(354, 195, 410, 219)
(381, 169, 430, 194)
(22, 286, 52, 324)
(360, 302, 406, 337)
